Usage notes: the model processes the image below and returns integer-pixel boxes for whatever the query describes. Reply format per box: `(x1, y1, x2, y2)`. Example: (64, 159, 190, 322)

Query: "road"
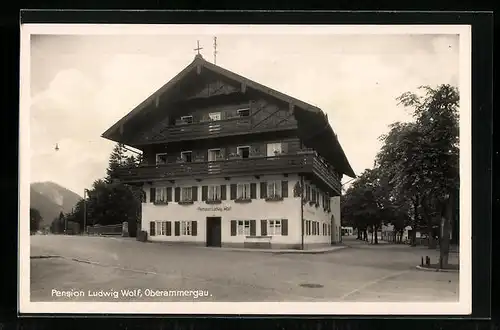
(29, 235, 459, 302)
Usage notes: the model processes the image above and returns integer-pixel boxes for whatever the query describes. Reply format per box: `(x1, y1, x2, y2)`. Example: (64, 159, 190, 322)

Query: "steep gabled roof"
(101, 54, 356, 178)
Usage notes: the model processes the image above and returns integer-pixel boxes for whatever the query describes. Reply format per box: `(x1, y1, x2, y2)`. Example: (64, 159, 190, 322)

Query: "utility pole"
(83, 189, 87, 235)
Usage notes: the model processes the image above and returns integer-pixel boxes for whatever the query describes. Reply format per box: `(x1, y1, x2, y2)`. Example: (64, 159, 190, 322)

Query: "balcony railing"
(115, 150, 341, 194)
(138, 116, 296, 144)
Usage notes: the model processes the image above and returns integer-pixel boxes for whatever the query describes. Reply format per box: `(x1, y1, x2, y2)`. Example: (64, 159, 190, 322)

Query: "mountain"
(30, 182, 82, 228)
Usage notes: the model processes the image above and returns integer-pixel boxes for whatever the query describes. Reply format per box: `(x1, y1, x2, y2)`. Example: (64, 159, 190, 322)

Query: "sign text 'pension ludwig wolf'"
(100, 53, 355, 250)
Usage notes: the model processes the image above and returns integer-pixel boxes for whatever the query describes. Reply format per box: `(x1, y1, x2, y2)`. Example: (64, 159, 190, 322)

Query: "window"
(181, 221, 191, 236)
(268, 220, 282, 236)
(266, 143, 282, 157)
(305, 220, 311, 235)
(237, 108, 250, 117)
(237, 220, 251, 236)
(156, 221, 168, 235)
(180, 151, 192, 162)
(155, 187, 168, 203)
(156, 153, 168, 165)
(237, 183, 251, 199)
(237, 146, 250, 159)
(267, 181, 281, 198)
(180, 116, 193, 124)
(209, 112, 221, 121)
(208, 149, 222, 162)
(180, 187, 192, 202)
(208, 185, 221, 201)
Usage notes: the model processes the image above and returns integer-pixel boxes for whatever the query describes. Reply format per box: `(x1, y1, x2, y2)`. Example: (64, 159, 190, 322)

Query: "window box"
(205, 200, 222, 205)
(228, 153, 242, 160)
(235, 198, 252, 203)
(265, 195, 284, 202)
(178, 200, 194, 205)
(308, 201, 316, 206)
(153, 201, 168, 206)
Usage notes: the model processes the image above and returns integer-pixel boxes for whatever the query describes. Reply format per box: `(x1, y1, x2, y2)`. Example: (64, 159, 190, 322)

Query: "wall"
(141, 174, 303, 249)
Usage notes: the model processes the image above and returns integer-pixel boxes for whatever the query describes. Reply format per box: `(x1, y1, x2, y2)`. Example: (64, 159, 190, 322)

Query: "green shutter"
(230, 184, 237, 200)
(192, 186, 198, 201)
(281, 219, 288, 236)
(281, 181, 288, 198)
(202, 186, 208, 201)
(166, 221, 172, 236)
(149, 221, 156, 236)
(192, 221, 197, 236)
(260, 182, 267, 199)
(250, 220, 256, 236)
(261, 220, 267, 236)
(166, 187, 172, 202)
(174, 187, 180, 202)
(220, 185, 227, 200)
(250, 183, 257, 199)
(174, 221, 180, 236)
(150, 188, 156, 203)
(230, 220, 237, 236)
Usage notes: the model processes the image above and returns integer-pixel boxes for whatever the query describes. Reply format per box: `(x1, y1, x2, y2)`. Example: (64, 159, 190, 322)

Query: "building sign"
(197, 205, 232, 212)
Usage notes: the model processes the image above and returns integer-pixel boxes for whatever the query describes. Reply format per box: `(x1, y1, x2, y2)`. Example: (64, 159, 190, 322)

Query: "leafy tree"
(30, 208, 42, 233)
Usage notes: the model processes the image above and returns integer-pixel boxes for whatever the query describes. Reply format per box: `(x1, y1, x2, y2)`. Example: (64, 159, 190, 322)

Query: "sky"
(27, 27, 460, 195)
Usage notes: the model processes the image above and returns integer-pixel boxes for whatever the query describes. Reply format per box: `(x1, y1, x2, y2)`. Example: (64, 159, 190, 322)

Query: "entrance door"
(206, 217, 222, 247)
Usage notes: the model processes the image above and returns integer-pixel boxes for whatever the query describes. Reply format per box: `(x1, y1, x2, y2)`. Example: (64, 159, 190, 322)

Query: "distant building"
(101, 54, 355, 249)
(341, 226, 353, 236)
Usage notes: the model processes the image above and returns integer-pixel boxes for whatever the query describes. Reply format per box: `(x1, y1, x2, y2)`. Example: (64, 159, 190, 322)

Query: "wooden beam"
(155, 95, 160, 108)
(241, 82, 247, 93)
(289, 103, 294, 113)
(196, 64, 202, 75)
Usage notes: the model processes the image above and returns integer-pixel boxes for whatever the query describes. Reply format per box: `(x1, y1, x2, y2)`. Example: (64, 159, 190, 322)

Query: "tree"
(30, 208, 42, 233)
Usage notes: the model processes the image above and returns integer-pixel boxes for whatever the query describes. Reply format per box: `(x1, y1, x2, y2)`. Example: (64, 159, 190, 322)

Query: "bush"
(137, 230, 148, 242)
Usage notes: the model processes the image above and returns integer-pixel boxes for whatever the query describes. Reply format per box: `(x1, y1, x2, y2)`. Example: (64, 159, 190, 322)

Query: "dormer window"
(237, 108, 250, 117)
(180, 116, 193, 124)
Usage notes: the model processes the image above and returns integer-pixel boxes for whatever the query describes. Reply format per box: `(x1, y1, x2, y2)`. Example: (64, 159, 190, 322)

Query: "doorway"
(206, 217, 222, 247)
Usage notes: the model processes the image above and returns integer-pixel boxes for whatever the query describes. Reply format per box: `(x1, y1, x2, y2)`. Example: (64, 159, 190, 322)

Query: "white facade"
(140, 174, 341, 249)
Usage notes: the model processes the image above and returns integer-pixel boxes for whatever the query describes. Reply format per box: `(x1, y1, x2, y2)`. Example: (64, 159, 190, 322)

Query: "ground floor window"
(181, 221, 191, 235)
(237, 220, 251, 236)
(267, 219, 282, 236)
(155, 221, 168, 235)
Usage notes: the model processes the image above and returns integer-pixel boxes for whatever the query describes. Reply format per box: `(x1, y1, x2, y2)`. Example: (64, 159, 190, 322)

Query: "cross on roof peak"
(194, 40, 203, 55)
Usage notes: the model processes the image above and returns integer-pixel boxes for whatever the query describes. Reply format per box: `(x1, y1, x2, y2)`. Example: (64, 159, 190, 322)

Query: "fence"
(86, 223, 124, 236)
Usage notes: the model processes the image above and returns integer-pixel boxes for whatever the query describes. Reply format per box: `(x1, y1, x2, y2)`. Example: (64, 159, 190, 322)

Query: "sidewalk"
(205, 245, 348, 254)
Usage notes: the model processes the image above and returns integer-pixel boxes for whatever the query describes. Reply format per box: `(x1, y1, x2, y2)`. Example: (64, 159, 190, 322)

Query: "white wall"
(331, 196, 341, 243)
(141, 174, 302, 246)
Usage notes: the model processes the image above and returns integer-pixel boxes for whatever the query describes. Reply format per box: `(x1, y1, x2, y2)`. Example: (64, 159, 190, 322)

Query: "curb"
(415, 265, 459, 273)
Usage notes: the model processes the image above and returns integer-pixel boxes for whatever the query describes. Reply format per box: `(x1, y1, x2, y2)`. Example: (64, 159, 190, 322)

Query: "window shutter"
(250, 183, 257, 199)
(150, 188, 156, 203)
(250, 220, 256, 236)
(260, 182, 267, 199)
(202, 186, 208, 201)
(220, 185, 227, 200)
(305, 185, 310, 201)
(281, 219, 288, 236)
(230, 220, 237, 236)
(174, 187, 180, 202)
(174, 221, 180, 236)
(149, 221, 156, 236)
(230, 184, 237, 200)
(281, 181, 288, 198)
(166, 221, 172, 236)
(192, 186, 198, 201)
(261, 220, 267, 236)
(166, 187, 172, 202)
(192, 221, 197, 236)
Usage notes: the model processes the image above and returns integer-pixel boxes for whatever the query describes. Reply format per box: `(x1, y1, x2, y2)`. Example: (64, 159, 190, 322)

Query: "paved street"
(29, 235, 459, 302)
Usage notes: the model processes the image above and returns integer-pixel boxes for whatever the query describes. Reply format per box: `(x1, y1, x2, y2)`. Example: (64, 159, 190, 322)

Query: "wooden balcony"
(137, 116, 296, 144)
(115, 151, 341, 195)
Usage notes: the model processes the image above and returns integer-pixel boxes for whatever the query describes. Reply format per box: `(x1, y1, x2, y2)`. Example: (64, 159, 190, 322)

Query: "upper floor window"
(208, 185, 221, 201)
(180, 115, 193, 124)
(208, 149, 222, 162)
(266, 143, 282, 157)
(237, 183, 251, 199)
(267, 181, 281, 198)
(155, 187, 168, 203)
(209, 112, 221, 121)
(180, 151, 192, 163)
(237, 146, 250, 159)
(156, 153, 168, 165)
(181, 187, 193, 202)
(237, 108, 250, 117)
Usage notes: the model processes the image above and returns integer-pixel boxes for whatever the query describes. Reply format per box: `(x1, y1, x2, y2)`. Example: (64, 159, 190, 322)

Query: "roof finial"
(194, 40, 203, 57)
(213, 36, 217, 65)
